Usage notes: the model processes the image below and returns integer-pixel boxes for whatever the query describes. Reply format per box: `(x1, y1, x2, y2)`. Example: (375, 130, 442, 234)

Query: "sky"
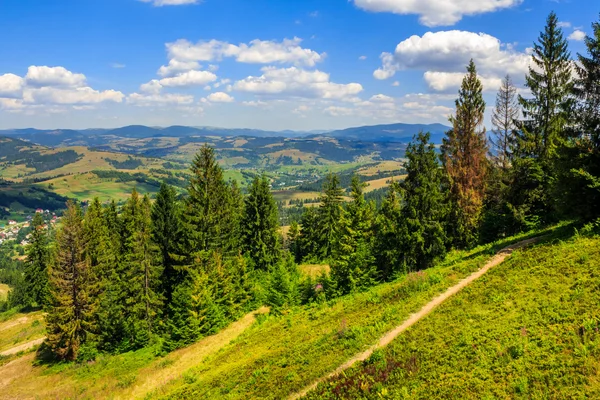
(0, 0, 595, 131)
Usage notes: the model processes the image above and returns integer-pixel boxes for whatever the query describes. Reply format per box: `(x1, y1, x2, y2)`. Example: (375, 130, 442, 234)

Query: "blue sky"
(0, 0, 595, 131)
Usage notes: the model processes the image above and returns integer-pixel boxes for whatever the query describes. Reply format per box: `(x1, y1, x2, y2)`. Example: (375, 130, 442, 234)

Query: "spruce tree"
(241, 176, 281, 271)
(330, 176, 376, 295)
(398, 133, 447, 271)
(373, 181, 403, 281)
(23, 212, 49, 308)
(46, 201, 94, 361)
(442, 60, 488, 248)
(287, 221, 301, 262)
(561, 15, 600, 220)
(491, 75, 519, 170)
(511, 11, 574, 225)
(317, 173, 344, 260)
(121, 192, 162, 348)
(299, 207, 320, 262)
(151, 183, 181, 306)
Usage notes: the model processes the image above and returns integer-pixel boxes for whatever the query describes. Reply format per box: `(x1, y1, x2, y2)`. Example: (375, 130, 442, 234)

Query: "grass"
(363, 175, 406, 193)
(272, 191, 322, 203)
(0, 311, 45, 354)
(0, 283, 9, 301)
(36, 173, 160, 202)
(307, 232, 600, 399)
(357, 161, 405, 177)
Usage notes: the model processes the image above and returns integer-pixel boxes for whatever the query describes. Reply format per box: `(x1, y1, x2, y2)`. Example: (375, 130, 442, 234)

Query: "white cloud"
(0, 74, 24, 98)
(25, 66, 87, 88)
(127, 92, 194, 106)
(140, 79, 163, 94)
(242, 100, 270, 107)
(392, 81, 400, 87)
(359, 55, 367, 60)
(24, 87, 124, 104)
(353, 0, 522, 27)
(158, 59, 201, 77)
(424, 71, 502, 91)
(568, 30, 586, 41)
(557, 21, 571, 28)
(110, 63, 126, 69)
(373, 30, 531, 91)
(233, 66, 362, 101)
(369, 94, 395, 102)
(159, 70, 217, 87)
(166, 37, 325, 67)
(139, 0, 199, 6)
(206, 92, 234, 103)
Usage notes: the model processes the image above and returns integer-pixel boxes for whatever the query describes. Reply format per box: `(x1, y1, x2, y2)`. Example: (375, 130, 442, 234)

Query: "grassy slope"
(0, 227, 559, 399)
(154, 230, 549, 399)
(0, 311, 45, 355)
(307, 234, 600, 399)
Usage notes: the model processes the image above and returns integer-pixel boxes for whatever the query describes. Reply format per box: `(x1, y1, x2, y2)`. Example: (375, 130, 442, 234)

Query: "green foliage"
(46, 201, 95, 361)
(330, 176, 376, 295)
(317, 174, 345, 260)
(241, 176, 281, 271)
(23, 213, 50, 308)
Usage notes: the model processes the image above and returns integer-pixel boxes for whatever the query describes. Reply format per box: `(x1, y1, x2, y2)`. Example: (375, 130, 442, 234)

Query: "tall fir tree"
(442, 60, 488, 248)
(298, 207, 320, 262)
(491, 75, 519, 170)
(46, 201, 95, 361)
(287, 221, 301, 263)
(398, 132, 447, 271)
(373, 181, 403, 281)
(317, 173, 345, 260)
(330, 176, 376, 295)
(23, 212, 50, 308)
(151, 183, 181, 307)
(121, 192, 162, 348)
(510, 12, 574, 227)
(560, 15, 600, 220)
(241, 176, 281, 271)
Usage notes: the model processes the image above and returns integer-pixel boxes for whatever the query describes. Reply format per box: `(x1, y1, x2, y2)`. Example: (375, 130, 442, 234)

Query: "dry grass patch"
(364, 175, 406, 193)
(0, 311, 45, 354)
(299, 264, 331, 278)
(0, 284, 9, 301)
(357, 161, 404, 176)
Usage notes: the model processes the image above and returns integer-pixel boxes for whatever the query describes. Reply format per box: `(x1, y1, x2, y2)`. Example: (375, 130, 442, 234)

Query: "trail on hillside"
(0, 338, 45, 357)
(289, 237, 539, 400)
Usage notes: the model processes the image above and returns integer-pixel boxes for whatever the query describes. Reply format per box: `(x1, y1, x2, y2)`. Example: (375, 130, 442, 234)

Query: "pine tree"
(561, 15, 600, 220)
(330, 176, 376, 295)
(23, 212, 49, 308)
(317, 174, 344, 260)
(373, 181, 403, 281)
(121, 192, 162, 348)
(241, 176, 281, 271)
(46, 201, 94, 361)
(518, 11, 574, 161)
(511, 11, 574, 225)
(151, 183, 181, 306)
(287, 221, 301, 262)
(491, 75, 519, 170)
(442, 60, 488, 248)
(299, 207, 320, 262)
(398, 133, 447, 271)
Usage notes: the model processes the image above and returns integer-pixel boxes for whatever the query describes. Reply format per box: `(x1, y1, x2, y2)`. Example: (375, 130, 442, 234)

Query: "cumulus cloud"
(353, 0, 522, 27)
(24, 87, 124, 104)
(568, 30, 586, 41)
(0, 74, 25, 98)
(233, 66, 362, 101)
(373, 30, 531, 91)
(25, 66, 87, 88)
(158, 59, 202, 77)
(139, 0, 199, 6)
(424, 71, 502, 91)
(127, 92, 194, 106)
(159, 70, 217, 87)
(206, 91, 234, 103)
(165, 37, 325, 68)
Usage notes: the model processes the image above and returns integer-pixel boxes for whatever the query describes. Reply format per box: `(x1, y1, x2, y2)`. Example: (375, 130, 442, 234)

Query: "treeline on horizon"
(1, 11, 599, 363)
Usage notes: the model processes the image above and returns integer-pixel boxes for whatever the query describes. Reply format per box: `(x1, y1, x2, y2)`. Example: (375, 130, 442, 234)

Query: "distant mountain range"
(0, 123, 450, 147)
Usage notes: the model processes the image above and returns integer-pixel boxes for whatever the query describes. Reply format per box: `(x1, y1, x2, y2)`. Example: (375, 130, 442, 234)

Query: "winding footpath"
(289, 237, 540, 400)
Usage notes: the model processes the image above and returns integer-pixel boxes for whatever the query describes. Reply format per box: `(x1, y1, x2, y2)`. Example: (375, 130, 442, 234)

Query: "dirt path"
(289, 237, 539, 400)
(0, 338, 45, 357)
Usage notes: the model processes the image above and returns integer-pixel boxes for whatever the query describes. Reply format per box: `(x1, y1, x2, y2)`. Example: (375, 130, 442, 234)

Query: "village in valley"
(0, 209, 59, 247)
